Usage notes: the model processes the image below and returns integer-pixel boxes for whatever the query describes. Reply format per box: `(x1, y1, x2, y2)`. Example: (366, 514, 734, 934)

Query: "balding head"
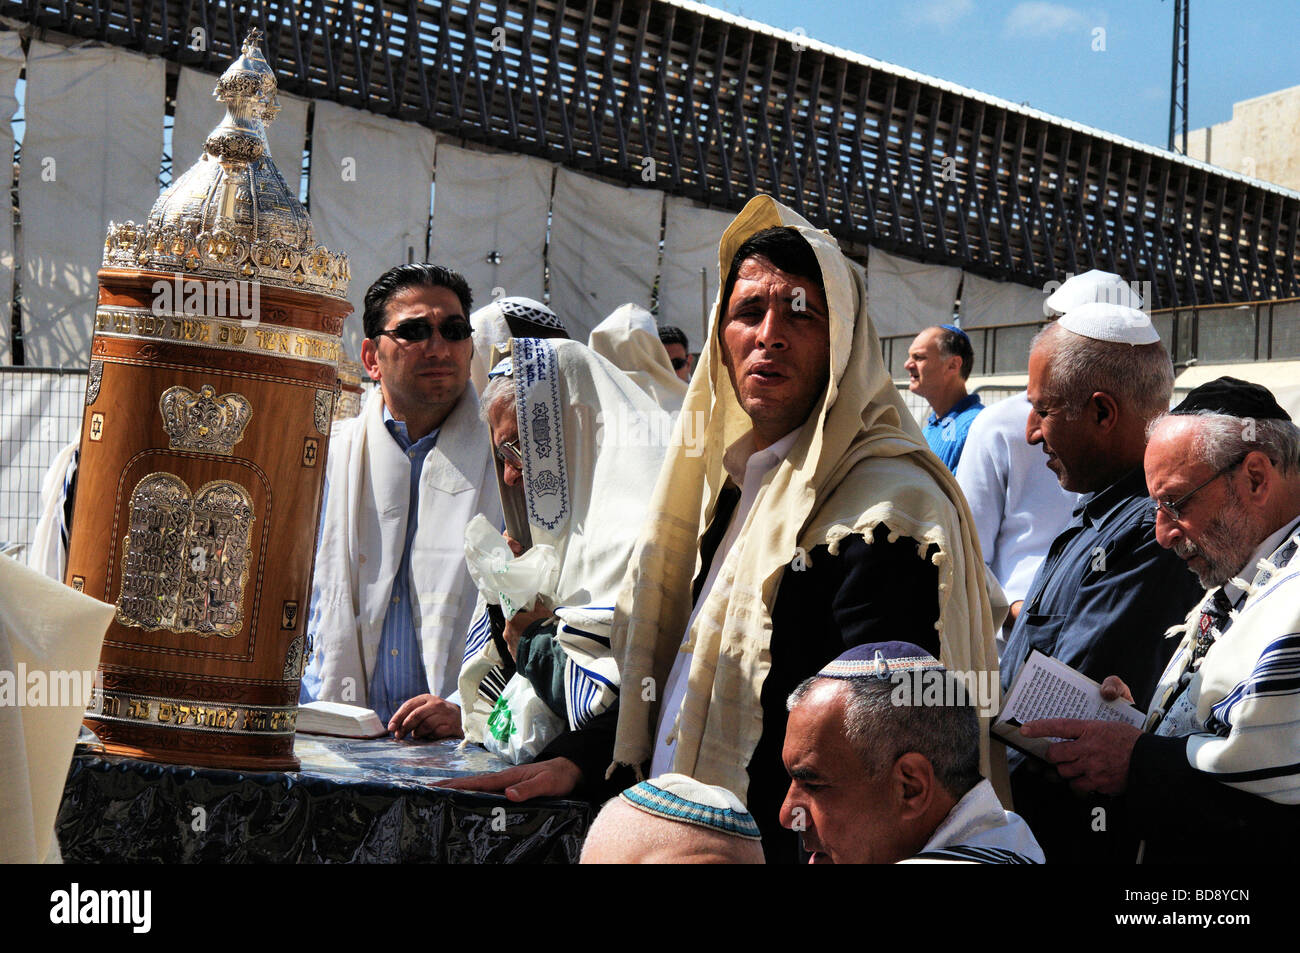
(580, 797, 765, 864)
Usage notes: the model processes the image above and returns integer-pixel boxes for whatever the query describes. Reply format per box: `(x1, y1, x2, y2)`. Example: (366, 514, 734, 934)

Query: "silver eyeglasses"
(1153, 454, 1247, 522)
(495, 440, 523, 467)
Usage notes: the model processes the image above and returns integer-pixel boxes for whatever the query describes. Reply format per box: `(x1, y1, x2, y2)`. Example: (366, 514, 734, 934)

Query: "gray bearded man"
(1021, 377, 1300, 862)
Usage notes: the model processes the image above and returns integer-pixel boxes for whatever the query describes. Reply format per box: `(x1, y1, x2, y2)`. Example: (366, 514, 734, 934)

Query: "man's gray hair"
(1149, 410, 1300, 476)
(1031, 321, 1173, 422)
(478, 374, 516, 426)
(787, 674, 982, 799)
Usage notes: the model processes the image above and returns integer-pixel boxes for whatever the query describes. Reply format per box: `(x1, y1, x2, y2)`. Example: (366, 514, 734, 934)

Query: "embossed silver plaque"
(117, 474, 255, 637)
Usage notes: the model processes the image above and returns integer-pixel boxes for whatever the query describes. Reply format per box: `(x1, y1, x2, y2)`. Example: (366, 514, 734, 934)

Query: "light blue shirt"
(300, 407, 439, 724)
(923, 393, 983, 472)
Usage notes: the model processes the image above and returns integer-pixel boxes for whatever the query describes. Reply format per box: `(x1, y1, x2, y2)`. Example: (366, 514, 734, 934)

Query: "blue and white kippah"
(620, 773, 762, 841)
(817, 641, 945, 681)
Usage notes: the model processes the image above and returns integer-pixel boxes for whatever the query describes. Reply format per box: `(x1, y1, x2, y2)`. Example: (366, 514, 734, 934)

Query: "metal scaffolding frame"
(4, 0, 1298, 310)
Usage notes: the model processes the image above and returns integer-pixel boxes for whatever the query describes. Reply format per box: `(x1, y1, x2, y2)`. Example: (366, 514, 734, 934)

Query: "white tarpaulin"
(173, 66, 309, 197)
(547, 167, 663, 340)
(866, 246, 962, 339)
(19, 41, 164, 368)
(960, 271, 1048, 328)
(428, 143, 552, 304)
(658, 198, 734, 349)
(0, 32, 22, 365)
(308, 100, 436, 357)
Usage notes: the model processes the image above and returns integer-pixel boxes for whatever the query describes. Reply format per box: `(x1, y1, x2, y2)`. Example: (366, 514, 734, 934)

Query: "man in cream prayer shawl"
(587, 303, 688, 415)
(446, 196, 1003, 861)
(300, 263, 501, 738)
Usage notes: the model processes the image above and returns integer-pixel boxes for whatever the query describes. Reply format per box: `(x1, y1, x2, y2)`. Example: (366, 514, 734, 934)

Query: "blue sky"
(695, 0, 1298, 150)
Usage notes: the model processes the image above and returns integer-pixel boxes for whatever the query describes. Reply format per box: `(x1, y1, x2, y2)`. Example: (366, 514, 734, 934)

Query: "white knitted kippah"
(1045, 268, 1144, 315)
(1057, 301, 1160, 346)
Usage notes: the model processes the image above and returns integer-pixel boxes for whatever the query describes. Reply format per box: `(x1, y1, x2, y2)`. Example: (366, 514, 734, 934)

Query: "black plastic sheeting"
(55, 735, 591, 863)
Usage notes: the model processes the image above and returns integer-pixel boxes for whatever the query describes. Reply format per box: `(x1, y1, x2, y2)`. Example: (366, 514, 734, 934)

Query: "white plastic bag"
(482, 672, 566, 764)
(463, 514, 560, 620)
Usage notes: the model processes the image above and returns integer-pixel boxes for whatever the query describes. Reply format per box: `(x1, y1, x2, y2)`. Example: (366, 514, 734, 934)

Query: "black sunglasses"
(374, 317, 472, 344)
(670, 357, 689, 371)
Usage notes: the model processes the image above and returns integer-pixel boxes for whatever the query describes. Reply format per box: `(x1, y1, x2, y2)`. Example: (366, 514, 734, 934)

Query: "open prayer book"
(992, 650, 1145, 761)
(296, 701, 388, 739)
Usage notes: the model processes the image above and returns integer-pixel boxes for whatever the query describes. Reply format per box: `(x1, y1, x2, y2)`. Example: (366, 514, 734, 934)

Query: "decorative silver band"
(94, 307, 342, 367)
(87, 686, 298, 736)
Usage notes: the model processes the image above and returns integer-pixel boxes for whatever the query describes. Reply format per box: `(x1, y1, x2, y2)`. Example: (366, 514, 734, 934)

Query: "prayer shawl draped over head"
(588, 304, 688, 415)
(611, 195, 1006, 802)
(460, 338, 672, 739)
(310, 385, 500, 702)
(469, 296, 568, 394)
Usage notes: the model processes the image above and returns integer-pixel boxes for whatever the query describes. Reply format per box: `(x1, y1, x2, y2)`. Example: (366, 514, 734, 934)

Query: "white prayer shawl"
(587, 304, 688, 415)
(901, 779, 1045, 864)
(1146, 524, 1300, 803)
(469, 296, 566, 395)
(1, 556, 114, 863)
(469, 301, 512, 395)
(460, 338, 672, 738)
(310, 385, 500, 702)
(27, 440, 79, 581)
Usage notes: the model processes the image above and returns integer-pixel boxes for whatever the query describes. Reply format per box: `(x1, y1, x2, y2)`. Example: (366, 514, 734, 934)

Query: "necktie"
(1147, 588, 1233, 733)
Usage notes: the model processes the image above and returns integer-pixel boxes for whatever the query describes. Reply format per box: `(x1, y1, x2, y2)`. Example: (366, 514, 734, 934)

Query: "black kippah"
(1170, 376, 1290, 421)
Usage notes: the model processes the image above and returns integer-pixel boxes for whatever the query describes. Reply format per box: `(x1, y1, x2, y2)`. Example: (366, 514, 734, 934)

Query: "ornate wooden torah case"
(70, 32, 351, 771)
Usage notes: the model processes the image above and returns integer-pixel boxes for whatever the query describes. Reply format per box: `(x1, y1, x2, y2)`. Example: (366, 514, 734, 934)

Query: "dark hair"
(934, 326, 975, 380)
(362, 263, 473, 339)
(658, 324, 689, 350)
(720, 227, 824, 316)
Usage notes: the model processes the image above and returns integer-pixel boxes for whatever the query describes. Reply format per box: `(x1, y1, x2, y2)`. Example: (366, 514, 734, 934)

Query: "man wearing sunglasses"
(997, 300, 1204, 863)
(1019, 378, 1300, 863)
(302, 263, 501, 742)
(657, 324, 694, 382)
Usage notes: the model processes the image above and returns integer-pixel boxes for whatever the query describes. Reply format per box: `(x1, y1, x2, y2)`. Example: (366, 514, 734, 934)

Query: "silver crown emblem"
(160, 384, 254, 454)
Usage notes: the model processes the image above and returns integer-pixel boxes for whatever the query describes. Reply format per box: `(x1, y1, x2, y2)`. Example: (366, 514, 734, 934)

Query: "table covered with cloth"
(55, 732, 592, 863)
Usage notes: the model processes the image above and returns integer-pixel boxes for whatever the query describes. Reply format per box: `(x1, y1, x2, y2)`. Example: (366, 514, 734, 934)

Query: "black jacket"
(538, 514, 940, 863)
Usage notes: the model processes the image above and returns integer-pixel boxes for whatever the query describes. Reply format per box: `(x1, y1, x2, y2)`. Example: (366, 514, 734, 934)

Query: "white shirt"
(650, 428, 801, 778)
(955, 392, 1080, 606)
(1223, 517, 1300, 608)
(901, 778, 1045, 864)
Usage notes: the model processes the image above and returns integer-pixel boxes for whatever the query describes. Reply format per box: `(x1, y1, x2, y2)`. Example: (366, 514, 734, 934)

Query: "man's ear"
(893, 752, 937, 822)
(360, 337, 381, 382)
(1242, 450, 1274, 500)
(1090, 391, 1120, 432)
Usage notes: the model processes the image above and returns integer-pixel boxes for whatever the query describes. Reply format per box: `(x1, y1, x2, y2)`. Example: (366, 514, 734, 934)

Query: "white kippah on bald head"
(1057, 301, 1160, 346)
(1045, 268, 1144, 316)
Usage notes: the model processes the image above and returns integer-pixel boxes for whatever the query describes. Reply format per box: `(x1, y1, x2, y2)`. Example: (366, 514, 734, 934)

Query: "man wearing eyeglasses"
(1019, 378, 1300, 863)
(301, 263, 501, 741)
(996, 301, 1203, 863)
